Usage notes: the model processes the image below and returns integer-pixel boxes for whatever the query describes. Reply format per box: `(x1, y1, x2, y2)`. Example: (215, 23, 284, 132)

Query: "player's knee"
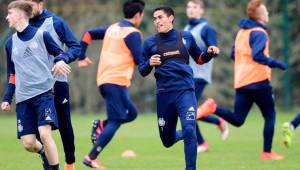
(235, 121, 243, 127)
(131, 111, 138, 120)
(162, 140, 174, 148)
(234, 117, 246, 127)
(161, 136, 175, 148)
(126, 109, 138, 122)
(39, 132, 53, 145)
(22, 140, 36, 152)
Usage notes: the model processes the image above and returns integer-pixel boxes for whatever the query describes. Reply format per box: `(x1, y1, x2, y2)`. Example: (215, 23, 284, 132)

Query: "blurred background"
(0, 0, 299, 115)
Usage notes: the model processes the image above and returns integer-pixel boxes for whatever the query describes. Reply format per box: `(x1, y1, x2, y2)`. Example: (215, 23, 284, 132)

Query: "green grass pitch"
(0, 110, 299, 170)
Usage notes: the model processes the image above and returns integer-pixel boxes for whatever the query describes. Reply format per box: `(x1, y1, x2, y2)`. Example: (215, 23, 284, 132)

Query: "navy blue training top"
(30, 9, 81, 62)
(139, 29, 215, 94)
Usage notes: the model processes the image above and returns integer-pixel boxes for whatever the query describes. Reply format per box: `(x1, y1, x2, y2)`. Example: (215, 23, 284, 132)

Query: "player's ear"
(170, 15, 174, 23)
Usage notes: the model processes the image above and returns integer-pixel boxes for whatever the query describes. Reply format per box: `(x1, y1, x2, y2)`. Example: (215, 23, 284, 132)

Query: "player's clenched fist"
(207, 46, 220, 56)
(78, 57, 93, 68)
(1, 102, 11, 111)
(150, 54, 162, 66)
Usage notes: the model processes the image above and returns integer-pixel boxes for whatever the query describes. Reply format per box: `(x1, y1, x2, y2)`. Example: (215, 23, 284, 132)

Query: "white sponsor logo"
(62, 98, 68, 104)
(45, 116, 52, 121)
(188, 106, 195, 112)
(45, 108, 52, 121)
(186, 106, 196, 120)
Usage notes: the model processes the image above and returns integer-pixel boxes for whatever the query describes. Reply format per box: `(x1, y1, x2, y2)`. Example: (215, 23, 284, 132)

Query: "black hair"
(123, 0, 145, 19)
(152, 6, 174, 17)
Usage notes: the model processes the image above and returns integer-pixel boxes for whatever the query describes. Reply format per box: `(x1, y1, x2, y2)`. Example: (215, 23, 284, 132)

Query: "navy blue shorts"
(99, 84, 137, 121)
(156, 89, 197, 137)
(16, 91, 58, 139)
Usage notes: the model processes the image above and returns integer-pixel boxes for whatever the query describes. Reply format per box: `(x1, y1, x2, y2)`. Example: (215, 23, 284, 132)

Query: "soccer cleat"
(83, 156, 106, 169)
(197, 98, 217, 119)
(91, 119, 105, 144)
(282, 122, 294, 148)
(64, 163, 75, 170)
(197, 141, 209, 153)
(218, 118, 229, 141)
(261, 152, 284, 160)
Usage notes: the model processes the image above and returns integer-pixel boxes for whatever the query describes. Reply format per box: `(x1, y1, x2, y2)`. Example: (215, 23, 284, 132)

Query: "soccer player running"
(23, 1, 85, 169)
(139, 6, 219, 170)
(1, 1, 72, 170)
(197, 0, 287, 160)
(185, 0, 229, 152)
(79, 0, 145, 169)
(282, 113, 300, 148)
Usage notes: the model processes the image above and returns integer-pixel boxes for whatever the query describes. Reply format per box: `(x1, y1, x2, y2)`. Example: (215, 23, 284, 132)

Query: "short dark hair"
(123, 0, 145, 19)
(152, 6, 175, 17)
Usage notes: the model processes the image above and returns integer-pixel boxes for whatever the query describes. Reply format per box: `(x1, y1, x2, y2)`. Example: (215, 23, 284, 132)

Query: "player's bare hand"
(52, 60, 71, 76)
(78, 57, 93, 68)
(149, 54, 161, 66)
(207, 46, 220, 55)
(1, 102, 11, 111)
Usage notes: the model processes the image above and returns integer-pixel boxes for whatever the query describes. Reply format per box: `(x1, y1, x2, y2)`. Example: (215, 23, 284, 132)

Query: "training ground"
(0, 109, 299, 170)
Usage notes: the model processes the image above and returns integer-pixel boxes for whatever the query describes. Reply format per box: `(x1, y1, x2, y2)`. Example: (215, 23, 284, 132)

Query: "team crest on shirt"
(12, 48, 19, 55)
(17, 119, 23, 132)
(110, 26, 121, 36)
(29, 41, 38, 49)
(186, 106, 195, 120)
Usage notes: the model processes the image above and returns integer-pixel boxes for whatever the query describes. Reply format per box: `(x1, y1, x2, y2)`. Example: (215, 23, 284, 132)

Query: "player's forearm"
(138, 60, 153, 77)
(63, 39, 81, 63)
(3, 83, 15, 104)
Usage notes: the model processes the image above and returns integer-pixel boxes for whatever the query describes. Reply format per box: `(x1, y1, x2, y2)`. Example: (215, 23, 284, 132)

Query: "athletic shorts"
(16, 90, 58, 138)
